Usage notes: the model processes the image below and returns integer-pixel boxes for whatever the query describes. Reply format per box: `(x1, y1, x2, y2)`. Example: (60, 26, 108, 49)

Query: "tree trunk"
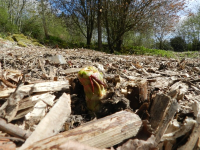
(159, 40, 163, 49)
(87, 28, 92, 48)
(116, 38, 123, 51)
(41, 0, 49, 39)
(98, 0, 102, 51)
(107, 34, 113, 53)
(104, 13, 113, 53)
(8, 0, 14, 24)
(16, 0, 26, 32)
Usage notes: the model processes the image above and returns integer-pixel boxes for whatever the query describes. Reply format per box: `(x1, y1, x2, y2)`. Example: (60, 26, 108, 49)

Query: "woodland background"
(0, 0, 200, 54)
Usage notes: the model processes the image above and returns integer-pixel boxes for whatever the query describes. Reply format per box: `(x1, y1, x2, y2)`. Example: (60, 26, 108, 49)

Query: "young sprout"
(78, 66, 107, 113)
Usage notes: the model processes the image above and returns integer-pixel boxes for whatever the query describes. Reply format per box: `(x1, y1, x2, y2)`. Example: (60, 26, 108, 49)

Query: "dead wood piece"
(0, 76, 16, 88)
(24, 101, 47, 121)
(59, 140, 110, 150)
(25, 110, 142, 150)
(62, 68, 83, 75)
(162, 117, 196, 141)
(14, 93, 55, 120)
(23, 93, 56, 120)
(127, 79, 148, 110)
(49, 54, 66, 64)
(0, 137, 25, 142)
(192, 101, 200, 118)
(197, 138, 200, 150)
(0, 118, 31, 139)
(0, 78, 27, 122)
(38, 58, 49, 79)
(138, 79, 148, 102)
(149, 77, 170, 89)
(20, 93, 71, 150)
(17, 92, 55, 111)
(0, 81, 70, 98)
(177, 102, 200, 150)
(0, 138, 16, 150)
(49, 66, 56, 80)
(1, 73, 30, 122)
(2, 69, 22, 83)
(155, 99, 179, 144)
(14, 107, 34, 121)
(169, 81, 188, 100)
(163, 140, 176, 150)
(168, 89, 179, 99)
(150, 94, 179, 144)
(116, 135, 156, 150)
(150, 94, 171, 131)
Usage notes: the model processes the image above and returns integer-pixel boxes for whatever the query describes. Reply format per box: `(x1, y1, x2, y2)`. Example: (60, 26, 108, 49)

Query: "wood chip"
(20, 93, 71, 150)
(0, 118, 31, 139)
(0, 138, 16, 150)
(25, 110, 142, 150)
(0, 81, 70, 98)
(177, 102, 200, 150)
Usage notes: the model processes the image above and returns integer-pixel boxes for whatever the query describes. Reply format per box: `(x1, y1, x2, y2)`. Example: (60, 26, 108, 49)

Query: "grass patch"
(175, 51, 200, 59)
(121, 46, 176, 58)
(116, 46, 200, 59)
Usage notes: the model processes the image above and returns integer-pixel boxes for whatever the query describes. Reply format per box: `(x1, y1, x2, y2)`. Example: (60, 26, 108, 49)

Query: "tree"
(0, 0, 28, 32)
(97, 0, 102, 51)
(170, 36, 186, 51)
(192, 38, 200, 51)
(123, 30, 154, 48)
(39, 0, 49, 38)
(153, 10, 179, 50)
(175, 6, 200, 50)
(54, 0, 97, 47)
(102, 0, 186, 53)
(15, 0, 27, 31)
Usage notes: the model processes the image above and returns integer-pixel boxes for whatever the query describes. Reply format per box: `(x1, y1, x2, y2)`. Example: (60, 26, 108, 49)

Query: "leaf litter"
(0, 44, 200, 150)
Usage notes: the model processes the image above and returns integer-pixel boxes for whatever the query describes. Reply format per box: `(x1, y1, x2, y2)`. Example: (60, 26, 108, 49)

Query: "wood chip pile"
(0, 45, 200, 150)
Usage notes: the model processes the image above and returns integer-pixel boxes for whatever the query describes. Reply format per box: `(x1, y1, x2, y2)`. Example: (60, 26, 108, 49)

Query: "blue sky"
(187, 0, 200, 13)
(179, 0, 200, 22)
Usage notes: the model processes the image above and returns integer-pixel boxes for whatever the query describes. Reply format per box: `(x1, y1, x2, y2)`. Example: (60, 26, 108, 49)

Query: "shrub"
(170, 36, 186, 52)
(192, 38, 200, 51)
(21, 17, 44, 40)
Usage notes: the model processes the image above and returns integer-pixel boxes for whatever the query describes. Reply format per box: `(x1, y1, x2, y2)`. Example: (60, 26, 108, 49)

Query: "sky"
(186, 0, 200, 13)
(166, 0, 200, 40)
(178, 0, 200, 22)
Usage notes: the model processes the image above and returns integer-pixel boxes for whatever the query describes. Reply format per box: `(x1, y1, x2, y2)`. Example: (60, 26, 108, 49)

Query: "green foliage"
(21, 13, 72, 47)
(43, 35, 64, 47)
(17, 41, 27, 47)
(154, 40, 173, 50)
(47, 14, 70, 41)
(186, 43, 193, 51)
(43, 35, 86, 49)
(192, 39, 200, 51)
(11, 34, 43, 47)
(123, 31, 154, 48)
(177, 51, 200, 59)
(21, 17, 44, 40)
(121, 46, 175, 58)
(5, 35, 14, 41)
(0, 7, 17, 33)
(176, 7, 200, 48)
(0, 7, 8, 26)
(12, 34, 27, 42)
(170, 36, 186, 52)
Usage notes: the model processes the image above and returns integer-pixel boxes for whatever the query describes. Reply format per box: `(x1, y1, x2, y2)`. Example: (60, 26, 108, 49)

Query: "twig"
(0, 118, 31, 139)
